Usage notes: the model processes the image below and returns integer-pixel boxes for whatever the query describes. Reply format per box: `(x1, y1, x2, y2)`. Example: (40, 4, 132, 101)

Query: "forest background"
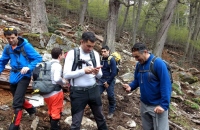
(9, 0, 199, 70)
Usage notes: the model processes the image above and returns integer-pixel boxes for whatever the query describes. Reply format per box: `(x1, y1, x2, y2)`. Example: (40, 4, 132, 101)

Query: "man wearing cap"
(123, 42, 171, 130)
(0, 27, 42, 130)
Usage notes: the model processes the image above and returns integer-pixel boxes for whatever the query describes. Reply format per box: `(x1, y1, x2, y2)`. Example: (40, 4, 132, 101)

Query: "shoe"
(107, 113, 113, 119)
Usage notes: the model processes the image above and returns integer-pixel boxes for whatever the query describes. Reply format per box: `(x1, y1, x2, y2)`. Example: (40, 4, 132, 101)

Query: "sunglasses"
(3, 27, 16, 31)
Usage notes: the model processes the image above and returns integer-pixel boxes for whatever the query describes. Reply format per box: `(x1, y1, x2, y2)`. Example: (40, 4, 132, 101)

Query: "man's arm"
(0, 45, 10, 73)
(154, 58, 172, 110)
(63, 50, 85, 79)
(23, 43, 42, 71)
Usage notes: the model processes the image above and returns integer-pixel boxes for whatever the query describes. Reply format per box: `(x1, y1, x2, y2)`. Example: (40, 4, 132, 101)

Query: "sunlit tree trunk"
(153, 0, 178, 57)
(103, 0, 120, 52)
(79, 0, 88, 25)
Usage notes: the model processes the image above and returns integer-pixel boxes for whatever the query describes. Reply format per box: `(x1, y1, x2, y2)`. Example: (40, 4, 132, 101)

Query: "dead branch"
(169, 120, 184, 130)
(0, 14, 30, 26)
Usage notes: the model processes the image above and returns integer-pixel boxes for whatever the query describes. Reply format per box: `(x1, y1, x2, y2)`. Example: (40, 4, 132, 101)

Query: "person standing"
(0, 26, 42, 130)
(123, 43, 171, 130)
(63, 31, 108, 130)
(43, 47, 67, 130)
(99, 45, 117, 119)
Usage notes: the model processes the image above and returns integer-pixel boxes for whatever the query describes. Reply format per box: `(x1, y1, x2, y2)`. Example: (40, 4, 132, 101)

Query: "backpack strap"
(150, 56, 158, 78)
(72, 48, 80, 71)
(72, 47, 96, 71)
(90, 50, 96, 68)
(107, 55, 113, 65)
(6, 44, 29, 61)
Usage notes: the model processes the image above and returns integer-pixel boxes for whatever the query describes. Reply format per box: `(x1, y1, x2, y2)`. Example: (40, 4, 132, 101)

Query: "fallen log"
(0, 14, 30, 26)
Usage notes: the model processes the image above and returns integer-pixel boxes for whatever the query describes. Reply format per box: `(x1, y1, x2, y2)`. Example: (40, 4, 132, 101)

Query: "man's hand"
(154, 106, 164, 114)
(21, 67, 30, 74)
(92, 66, 102, 75)
(84, 66, 94, 74)
(122, 84, 131, 92)
(103, 82, 109, 88)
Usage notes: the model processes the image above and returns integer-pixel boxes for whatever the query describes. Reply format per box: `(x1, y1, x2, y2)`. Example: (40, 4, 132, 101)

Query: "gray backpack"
(32, 61, 61, 94)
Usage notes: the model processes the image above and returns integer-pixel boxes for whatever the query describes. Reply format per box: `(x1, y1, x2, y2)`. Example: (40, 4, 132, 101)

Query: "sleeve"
(106, 57, 117, 85)
(0, 45, 10, 73)
(154, 58, 172, 110)
(24, 43, 42, 71)
(53, 63, 66, 86)
(94, 51, 102, 79)
(129, 62, 140, 91)
(63, 50, 85, 79)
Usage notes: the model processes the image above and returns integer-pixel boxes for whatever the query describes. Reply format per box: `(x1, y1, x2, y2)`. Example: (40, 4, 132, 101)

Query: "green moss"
(56, 37, 63, 44)
(172, 83, 183, 95)
(184, 99, 199, 110)
(192, 97, 200, 105)
(170, 116, 191, 129)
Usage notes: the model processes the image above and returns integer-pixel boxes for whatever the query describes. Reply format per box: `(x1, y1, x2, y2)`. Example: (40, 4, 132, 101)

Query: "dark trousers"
(70, 85, 107, 130)
(9, 76, 35, 130)
(99, 79, 116, 114)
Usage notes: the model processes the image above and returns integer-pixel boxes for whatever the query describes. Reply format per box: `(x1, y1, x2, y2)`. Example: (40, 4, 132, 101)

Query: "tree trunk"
(153, 0, 178, 57)
(79, 0, 88, 26)
(132, 0, 142, 45)
(103, 0, 120, 52)
(130, 0, 137, 44)
(191, 2, 200, 40)
(116, 2, 130, 41)
(29, 0, 48, 33)
(183, 0, 199, 62)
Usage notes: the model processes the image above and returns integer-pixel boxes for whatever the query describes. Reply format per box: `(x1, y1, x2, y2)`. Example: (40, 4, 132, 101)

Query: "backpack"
(72, 47, 96, 71)
(137, 56, 173, 83)
(32, 61, 61, 94)
(107, 52, 121, 74)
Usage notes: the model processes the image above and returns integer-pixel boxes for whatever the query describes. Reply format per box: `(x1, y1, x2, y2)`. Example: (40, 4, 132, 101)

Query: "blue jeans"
(98, 78, 116, 114)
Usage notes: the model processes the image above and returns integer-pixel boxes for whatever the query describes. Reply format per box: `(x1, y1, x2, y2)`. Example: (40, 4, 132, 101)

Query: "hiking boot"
(107, 113, 113, 119)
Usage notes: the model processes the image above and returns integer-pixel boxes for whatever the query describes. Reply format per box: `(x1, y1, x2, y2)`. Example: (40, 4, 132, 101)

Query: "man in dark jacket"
(0, 26, 42, 130)
(99, 45, 117, 119)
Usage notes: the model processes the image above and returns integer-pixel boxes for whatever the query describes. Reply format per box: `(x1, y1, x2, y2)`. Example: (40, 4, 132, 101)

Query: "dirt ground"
(1, 82, 200, 130)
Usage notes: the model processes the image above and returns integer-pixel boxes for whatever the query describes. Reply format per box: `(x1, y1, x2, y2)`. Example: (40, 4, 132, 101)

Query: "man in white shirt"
(63, 32, 108, 130)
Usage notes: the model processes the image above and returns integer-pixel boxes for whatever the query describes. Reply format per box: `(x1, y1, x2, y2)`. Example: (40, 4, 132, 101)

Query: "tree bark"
(132, 0, 142, 45)
(103, 0, 120, 52)
(79, 0, 88, 26)
(116, 1, 130, 41)
(29, 0, 48, 33)
(153, 0, 178, 57)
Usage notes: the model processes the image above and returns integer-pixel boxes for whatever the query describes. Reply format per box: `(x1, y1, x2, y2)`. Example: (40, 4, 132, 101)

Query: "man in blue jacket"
(0, 27, 42, 130)
(99, 45, 117, 119)
(123, 43, 171, 130)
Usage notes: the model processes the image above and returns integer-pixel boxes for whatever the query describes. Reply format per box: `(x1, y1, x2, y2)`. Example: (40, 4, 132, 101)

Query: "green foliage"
(192, 97, 200, 105)
(66, 0, 80, 13)
(184, 99, 199, 110)
(88, 0, 108, 20)
(47, 15, 61, 33)
(167, 25, 188, 44)
(172, 83, 183, 95)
